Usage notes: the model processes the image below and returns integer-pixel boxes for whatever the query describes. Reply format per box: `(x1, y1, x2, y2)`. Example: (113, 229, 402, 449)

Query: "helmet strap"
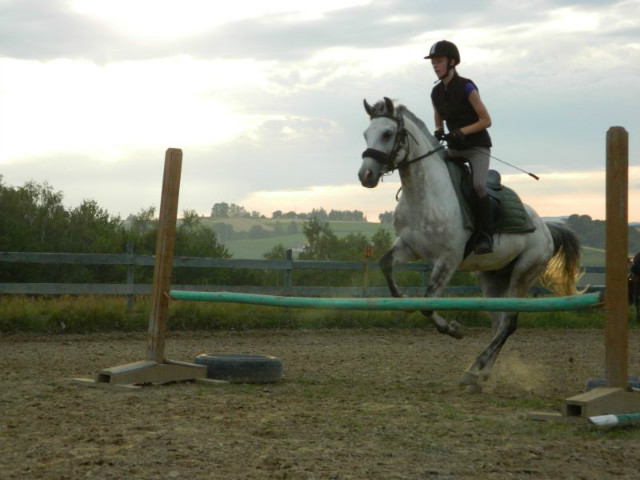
(433, 58, 456, 85)
(436, 60, 455, 82)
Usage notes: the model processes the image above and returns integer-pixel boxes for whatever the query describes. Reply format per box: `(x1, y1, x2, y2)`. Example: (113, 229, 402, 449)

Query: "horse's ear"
(363, 99, 373, 117)
(383, 97, 394, 115)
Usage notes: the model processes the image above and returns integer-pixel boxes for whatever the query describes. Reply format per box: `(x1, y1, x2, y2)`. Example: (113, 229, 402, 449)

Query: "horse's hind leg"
(379, 239, 418, 298)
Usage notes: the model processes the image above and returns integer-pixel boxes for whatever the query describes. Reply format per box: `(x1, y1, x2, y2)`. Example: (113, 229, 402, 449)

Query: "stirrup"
(474, 234, 493, 255)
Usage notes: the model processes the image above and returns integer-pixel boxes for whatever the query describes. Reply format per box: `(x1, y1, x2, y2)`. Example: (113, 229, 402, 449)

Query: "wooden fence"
(0, 251, 604, 300)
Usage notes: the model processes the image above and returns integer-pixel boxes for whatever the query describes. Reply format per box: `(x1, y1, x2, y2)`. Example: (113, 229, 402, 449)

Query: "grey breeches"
(448, 147, 490, 198)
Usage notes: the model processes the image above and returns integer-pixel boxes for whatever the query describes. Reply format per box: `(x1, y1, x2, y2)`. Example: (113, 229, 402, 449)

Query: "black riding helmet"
(425, 40, 460, 81)
(424, 40, 460, 65)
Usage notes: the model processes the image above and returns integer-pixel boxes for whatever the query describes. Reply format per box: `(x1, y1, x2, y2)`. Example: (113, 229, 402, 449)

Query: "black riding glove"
(434, 128, 446, 142)
(445, 129, 466, 148)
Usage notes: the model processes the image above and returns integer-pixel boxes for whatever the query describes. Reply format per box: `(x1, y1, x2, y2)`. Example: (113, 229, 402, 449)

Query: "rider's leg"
(467, 148, 493, 254)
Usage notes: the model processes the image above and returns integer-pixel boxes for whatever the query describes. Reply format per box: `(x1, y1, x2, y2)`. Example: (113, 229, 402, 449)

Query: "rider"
(425, 40, 494, 254)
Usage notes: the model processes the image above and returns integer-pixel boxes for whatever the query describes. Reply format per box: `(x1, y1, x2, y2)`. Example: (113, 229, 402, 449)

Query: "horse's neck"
(399, 125, 454, 211)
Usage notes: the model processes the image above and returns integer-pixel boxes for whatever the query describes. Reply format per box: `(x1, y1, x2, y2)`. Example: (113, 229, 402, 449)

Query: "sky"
(0, 0, 639, 223)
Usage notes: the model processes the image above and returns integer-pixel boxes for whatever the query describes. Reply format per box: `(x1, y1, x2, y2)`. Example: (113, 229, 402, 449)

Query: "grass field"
(3, 291, 635, 335)
(205, 217, 612, 266)
(204, 217, 394, 259)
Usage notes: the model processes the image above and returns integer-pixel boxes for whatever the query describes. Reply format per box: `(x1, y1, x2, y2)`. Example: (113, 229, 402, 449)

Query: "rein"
(400, 145, 445, 166)
(392, 145, 445, 201)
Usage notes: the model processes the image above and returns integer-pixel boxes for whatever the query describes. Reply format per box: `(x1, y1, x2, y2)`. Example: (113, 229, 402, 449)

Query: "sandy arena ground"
(2, 328, 640, 479)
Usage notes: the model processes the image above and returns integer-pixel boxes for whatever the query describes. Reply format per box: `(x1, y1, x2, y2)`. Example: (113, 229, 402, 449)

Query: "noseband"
(362, 112, 444, 174)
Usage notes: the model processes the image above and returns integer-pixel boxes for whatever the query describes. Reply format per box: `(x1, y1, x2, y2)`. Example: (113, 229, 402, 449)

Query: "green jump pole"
(169, 290, 603, 312)
(590, 412, 640, 429)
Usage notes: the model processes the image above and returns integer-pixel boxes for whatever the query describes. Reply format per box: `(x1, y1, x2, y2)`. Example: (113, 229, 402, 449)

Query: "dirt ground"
(2, 327, 640, 480)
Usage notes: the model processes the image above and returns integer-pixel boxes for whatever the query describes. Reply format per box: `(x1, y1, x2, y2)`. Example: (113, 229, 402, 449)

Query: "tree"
(263, 244, 289, 286)
(181, 209, 201, 230)
(176, 217, 229, 258)
(248, 225, 269, 239)
(328, 209, 365, 221)
(211, 202, 229, 218)
(0, 179, 125, 282)
(173, 212, 232, 285)
(300, 217, 338, 261)
(310, 208, 328, 221)
(333, 232, 370, 260)
(0, 179, 69, 252)
(379, 211, 393, 224)
(371, 227, 393, 258)
(212, 222, 234, 242)
(67, 200, 124, 253)
(125, 206, 157, 254)
(229, 203, 249, 218)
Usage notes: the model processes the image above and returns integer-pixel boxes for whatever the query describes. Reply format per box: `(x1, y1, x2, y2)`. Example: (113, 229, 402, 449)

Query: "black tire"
(194, 353, 283, 384)
(585, 376, 640, 391)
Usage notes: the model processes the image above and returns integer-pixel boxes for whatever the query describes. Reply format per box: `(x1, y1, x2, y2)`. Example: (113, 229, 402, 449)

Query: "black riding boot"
(475, 195, 493, 255)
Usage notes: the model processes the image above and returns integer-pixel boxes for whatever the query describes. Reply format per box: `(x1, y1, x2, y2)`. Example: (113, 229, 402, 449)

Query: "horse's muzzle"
(358, 164, 381, 188)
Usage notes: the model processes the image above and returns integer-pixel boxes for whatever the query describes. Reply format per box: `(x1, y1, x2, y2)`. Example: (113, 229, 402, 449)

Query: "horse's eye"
(382, 130, 394, 141)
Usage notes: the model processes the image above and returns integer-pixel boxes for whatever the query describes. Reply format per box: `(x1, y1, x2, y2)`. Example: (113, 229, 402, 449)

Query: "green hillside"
(204, 217, 394, 259)
(204, 217, 610, 267)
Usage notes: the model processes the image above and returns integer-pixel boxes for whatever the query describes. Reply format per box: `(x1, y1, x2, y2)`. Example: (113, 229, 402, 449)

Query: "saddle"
(444, 155, 536, 254)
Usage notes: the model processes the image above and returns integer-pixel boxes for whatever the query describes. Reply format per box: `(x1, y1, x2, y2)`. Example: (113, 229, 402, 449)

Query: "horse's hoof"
(459, 371, 479, 386)
(466, 383, 483, 394)
(448, 321, 465, 339)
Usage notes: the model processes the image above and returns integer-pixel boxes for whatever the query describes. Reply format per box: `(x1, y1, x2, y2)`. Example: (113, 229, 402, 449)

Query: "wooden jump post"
(75, 148, 208, 387)
(539, 126, 640, 420)
(604, 126, 629, 389)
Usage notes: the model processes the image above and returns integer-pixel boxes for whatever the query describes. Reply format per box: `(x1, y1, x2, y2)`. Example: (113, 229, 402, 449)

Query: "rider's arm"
(433, 101, 444, 131)
(460, 89, 491, 136)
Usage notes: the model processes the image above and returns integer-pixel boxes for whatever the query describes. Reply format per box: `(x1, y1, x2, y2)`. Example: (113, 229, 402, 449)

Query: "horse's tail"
(540, 222, 582, 295)
(631, 252, 640, 276)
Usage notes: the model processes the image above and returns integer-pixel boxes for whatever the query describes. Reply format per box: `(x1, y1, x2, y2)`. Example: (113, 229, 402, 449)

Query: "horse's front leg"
(379, 239, 418, 298)
(422, 259, 464, 339)
(459, 312, 518, 392)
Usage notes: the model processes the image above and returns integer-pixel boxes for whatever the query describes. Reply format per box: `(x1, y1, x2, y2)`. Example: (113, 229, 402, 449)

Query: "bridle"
(361, 110, 444, 176)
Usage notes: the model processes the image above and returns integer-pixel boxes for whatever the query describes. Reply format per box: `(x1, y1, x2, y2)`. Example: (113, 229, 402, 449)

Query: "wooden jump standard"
(533, 126, 640, 420)
(76, 148, 209, 387)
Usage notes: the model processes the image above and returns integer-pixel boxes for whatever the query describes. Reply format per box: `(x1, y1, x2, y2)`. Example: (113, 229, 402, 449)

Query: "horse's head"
(359, 97, 408, 188)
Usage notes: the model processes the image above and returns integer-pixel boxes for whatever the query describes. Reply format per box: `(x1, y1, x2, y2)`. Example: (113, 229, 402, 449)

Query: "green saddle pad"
(445, 160, 536, 234)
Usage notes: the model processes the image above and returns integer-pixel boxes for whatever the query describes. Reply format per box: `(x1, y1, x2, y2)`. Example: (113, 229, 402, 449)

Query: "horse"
(629, 252, 640, 322)
(358, 97, 581, 391)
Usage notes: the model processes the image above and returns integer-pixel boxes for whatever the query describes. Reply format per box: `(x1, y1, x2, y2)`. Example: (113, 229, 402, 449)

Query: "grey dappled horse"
(358, 97, 581, 391)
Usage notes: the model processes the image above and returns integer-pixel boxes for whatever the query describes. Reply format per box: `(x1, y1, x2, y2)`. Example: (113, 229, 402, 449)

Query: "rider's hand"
(434, 128, 446, 142)
(446, 129, 466, 143)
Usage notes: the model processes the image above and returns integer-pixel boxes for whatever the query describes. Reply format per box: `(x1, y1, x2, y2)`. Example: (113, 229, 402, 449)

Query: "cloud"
(0, 0, 638, 225)
(239, 166, 640, 223)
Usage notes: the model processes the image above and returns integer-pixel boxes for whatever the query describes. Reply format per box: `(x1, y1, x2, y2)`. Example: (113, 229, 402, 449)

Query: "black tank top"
(431, 73, 492, 149)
